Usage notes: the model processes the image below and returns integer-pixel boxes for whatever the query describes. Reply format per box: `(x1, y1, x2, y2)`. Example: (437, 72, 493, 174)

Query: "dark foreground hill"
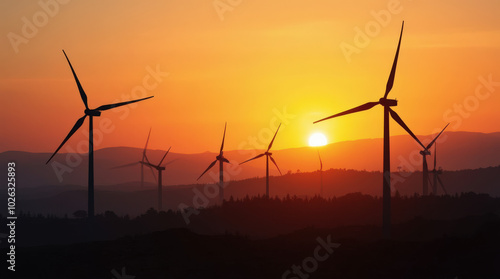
(2, 194, 500, 278)
(5, 214, 500, 279)
(4, 193, 500, 246)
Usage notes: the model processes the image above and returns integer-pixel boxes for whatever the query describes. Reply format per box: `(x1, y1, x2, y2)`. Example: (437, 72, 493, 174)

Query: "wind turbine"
(431, 144, 447, 195)
(240, 123, 282, 198)
(112, 146, 173, 210)
(197, 123, 230, 203)
(113, 128, 158, 187)
(314, 21, 417, 239)
(414, 124, 449, 195)
(46, 50, 154, 218)
(142, 147, 172, 211)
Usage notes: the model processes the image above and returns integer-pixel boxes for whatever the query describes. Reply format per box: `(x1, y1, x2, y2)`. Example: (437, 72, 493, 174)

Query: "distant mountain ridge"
(1, 131, 499, 188)
(4, 166, 499, 218)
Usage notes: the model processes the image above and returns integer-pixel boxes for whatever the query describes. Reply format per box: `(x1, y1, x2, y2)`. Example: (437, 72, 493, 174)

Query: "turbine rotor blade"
(140, 161, 157, 169)
(220, 122, 227, 154)
(143, 128, 152, 157)
(222, 157, 230, 164)
(142, 156, 157, 182)
(62, 50, 89, 110)
(313, 102, 379, 124)
(437, 176, 447, 195)
(317, 150, 323, 171)
(197, 160, 217, 181)
(158, 147, 171, 167)
(388, 108, 425, 149)
(110, 161, 141, 169)
(433, 144, 437, 170)
(384, 21, 404, 99)
(269, 155, 282, 175)
(267, 123, 281, 152)
(426, 123, 449, 150)
(143, 154, 153, 167)
(240, 153, 265, 165)
(427, 175, 433, 187)
(162, 158, 179, 167)
(95, 96, 154, 111)
(46, 115, 87, 164)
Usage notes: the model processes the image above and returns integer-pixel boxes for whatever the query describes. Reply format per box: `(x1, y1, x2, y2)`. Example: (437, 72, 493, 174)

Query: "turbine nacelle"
(216, 154, 224, 161)
(265, 152, 272, 156)
(420, 150, 431, 156)
(85, 109, 101, 117)
(379, 98, 398, 107)
(140, 161, 166, 171)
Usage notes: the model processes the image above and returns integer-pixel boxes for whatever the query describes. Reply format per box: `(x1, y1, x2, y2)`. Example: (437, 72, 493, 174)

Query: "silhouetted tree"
(104, 210, 119, 220)
(73, 210, 87, 219)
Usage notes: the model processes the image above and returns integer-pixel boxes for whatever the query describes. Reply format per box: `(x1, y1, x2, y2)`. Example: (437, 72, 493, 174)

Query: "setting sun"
(308, 132, 327, 147)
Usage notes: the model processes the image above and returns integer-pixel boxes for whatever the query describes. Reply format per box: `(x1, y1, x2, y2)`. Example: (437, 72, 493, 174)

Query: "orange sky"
(1, 0, 500, 154)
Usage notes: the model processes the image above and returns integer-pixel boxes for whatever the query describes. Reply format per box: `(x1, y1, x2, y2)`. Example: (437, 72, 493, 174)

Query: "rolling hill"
(1, 131, 499, 188)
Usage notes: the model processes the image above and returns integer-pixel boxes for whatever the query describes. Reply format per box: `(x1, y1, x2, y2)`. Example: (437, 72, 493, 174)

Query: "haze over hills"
(2, 131, 499, 188)
(3, 166, 498, 218)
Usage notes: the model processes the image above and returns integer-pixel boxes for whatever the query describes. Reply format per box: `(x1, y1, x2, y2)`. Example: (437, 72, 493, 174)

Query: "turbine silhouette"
(142, 147, 172, 211)
(46, 50, 154, 218)
(431, 144, 447, 195)
(314, 22, 414, 239)
(197, 122, 230, 203)
(240, 123, 282, 198)
(112, 144, 174, 210)
(414, 124, 449, 195)
(112, 128, 157, 186)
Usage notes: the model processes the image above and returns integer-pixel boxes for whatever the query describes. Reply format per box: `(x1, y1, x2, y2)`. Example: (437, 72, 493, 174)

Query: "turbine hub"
(265, 152, 272, 156)
(216, 155, 224, 160)
(85, 109, 101, 117)
(420, 150, 431, 156)
(379, 98, 398, 107)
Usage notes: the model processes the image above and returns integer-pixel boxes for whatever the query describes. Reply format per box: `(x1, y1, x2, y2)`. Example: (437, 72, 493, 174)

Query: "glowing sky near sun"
(1, 0, 499, 154)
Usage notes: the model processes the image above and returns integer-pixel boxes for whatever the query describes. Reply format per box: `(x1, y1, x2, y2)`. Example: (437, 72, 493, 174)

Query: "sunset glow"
(308, 133, 327, 147)
(1, 1, 499, 155)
